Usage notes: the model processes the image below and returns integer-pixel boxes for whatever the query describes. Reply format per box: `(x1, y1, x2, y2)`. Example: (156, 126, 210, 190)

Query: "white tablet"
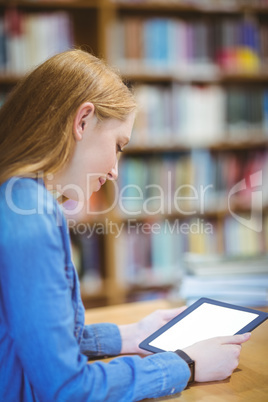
(139, 298, 268, 353)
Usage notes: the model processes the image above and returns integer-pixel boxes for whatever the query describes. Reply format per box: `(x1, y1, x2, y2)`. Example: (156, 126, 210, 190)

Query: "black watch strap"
(175, 349, 195, 384)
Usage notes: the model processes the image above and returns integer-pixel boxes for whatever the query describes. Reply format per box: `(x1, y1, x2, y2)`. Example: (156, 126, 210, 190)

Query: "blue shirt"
(0, 177, 190, 401)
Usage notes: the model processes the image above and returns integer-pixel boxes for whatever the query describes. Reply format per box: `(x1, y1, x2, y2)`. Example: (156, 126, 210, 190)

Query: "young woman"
(0, 49, 250, 401)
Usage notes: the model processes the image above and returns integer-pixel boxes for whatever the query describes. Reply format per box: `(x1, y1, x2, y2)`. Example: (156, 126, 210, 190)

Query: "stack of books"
(180, 253, 268, 306)
(114, 217, 267, 289)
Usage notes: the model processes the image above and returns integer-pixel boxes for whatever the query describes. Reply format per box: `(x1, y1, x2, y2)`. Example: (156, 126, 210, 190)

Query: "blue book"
(120, 158, 146, 215)
(0, 18, 7, 71)
(263, 90, 268, 136)
(239, 20, 259, 53)
(190, 150, 214, 199)
(144, 18, 169, 67)
(151, 221, 176, 283)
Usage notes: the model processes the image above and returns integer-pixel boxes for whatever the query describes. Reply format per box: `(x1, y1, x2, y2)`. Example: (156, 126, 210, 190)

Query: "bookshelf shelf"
(80, 287, 107, 300)
(3, 71, 268, 88)
(127, 282, 174, 290)
(116, 205, 268, 223)
(114, 1, 268, 15)
(125, 139, 268, 154)
(0, 75, 22, 85)
(123, 72, 268, 85)
(80, 291, 109, 309)
(124, 284, 175, 303)
(221, 72, 268, 84)
(2, 0, 267, 16)
(0, 1, 100, 10)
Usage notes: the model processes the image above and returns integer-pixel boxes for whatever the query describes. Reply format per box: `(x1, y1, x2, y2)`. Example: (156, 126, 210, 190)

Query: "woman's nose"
(107, 160, 118, 181)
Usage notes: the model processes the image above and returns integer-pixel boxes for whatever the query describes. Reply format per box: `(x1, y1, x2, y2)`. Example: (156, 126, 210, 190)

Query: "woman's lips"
(99, 177, 106, 186)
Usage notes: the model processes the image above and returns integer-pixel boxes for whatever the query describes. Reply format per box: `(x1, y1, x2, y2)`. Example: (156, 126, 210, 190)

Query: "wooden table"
(85, 299, 268, 402)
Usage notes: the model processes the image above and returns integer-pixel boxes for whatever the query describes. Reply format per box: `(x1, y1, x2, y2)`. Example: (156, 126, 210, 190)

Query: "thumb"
(221, 333, 251, 345)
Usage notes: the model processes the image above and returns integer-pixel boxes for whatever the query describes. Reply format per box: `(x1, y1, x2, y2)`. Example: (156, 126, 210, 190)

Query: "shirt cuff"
(80, 323, 122, 357)
(143, 352, 191, 398)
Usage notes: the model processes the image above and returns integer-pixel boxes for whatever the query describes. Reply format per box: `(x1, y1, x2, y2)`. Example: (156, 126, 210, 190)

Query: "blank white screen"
(149, 303, 258, 351)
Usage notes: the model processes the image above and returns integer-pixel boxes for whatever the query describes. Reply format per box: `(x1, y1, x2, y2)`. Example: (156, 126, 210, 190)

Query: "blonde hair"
(0, 49, 136, 185)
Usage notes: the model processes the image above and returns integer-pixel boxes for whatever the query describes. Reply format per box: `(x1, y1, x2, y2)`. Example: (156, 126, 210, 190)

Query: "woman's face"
(51, 108, 135, 201)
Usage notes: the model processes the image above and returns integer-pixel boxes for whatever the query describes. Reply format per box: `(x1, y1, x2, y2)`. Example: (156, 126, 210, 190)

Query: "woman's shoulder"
(0, 176, 48, 196)
(0, 177, 63, 232)
(0, 176, 56, 214)
(0, 176, 66, 248)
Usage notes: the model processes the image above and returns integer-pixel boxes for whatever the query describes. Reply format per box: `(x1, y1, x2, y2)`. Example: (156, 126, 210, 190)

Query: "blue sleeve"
(0, 179, 190, 401)
(80, 323, 122, 357)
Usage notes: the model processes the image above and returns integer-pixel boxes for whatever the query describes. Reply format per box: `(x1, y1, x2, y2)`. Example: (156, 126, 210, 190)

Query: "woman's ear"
(73, 102, 95, 141)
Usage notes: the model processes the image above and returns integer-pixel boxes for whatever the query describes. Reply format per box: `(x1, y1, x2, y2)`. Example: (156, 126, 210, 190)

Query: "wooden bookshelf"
(124, 139, 268, 154)
(0, 1, 100, 10)
(115, 204, 268, 220)
(104, 0, 268, 307)
(4, 71, 268, 86)
(0, 0, 268, 307)
(113, 1, 268, 15)
(122, 72, 268, 84)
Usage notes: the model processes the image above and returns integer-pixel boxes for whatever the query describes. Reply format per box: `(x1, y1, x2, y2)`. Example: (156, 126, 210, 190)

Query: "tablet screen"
(149, 302, 259, 351)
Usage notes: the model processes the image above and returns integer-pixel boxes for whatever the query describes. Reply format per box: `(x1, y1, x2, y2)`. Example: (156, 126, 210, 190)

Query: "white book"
(183, 253, 268, 276)
(106, 19, 125, 68)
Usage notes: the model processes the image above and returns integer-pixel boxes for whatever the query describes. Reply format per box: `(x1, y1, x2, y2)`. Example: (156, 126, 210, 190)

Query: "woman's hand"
(118, 307, 251, 384)
(183, 333, 251, 382)
(119, 306, 187, 355)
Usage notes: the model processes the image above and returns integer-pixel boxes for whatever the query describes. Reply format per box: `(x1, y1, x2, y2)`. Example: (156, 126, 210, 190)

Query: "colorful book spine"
(109, 15, 265, 73)
(118, 150, 268, 215)
(70, 231, 103, 294)
(0, 8, 73, 75)
(132, 84, 268, 147)
(114, 215, 268, 293)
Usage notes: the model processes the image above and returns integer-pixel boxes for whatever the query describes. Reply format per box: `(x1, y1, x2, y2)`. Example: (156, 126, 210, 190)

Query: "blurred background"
(2, 0, 268, 308)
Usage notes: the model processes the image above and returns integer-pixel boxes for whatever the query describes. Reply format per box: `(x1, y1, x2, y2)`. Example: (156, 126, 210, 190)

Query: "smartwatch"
(175, 349, 195, 385)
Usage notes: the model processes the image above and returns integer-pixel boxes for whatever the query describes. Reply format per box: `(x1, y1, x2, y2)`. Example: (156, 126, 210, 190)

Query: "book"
(132, 83, 268, 147)
(183, 253, 268, 276)
(118, 149, 268, 216)
(108, 14, 267, 75)
(180, 253, 268, 306)
(0, 9, 73, 75)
